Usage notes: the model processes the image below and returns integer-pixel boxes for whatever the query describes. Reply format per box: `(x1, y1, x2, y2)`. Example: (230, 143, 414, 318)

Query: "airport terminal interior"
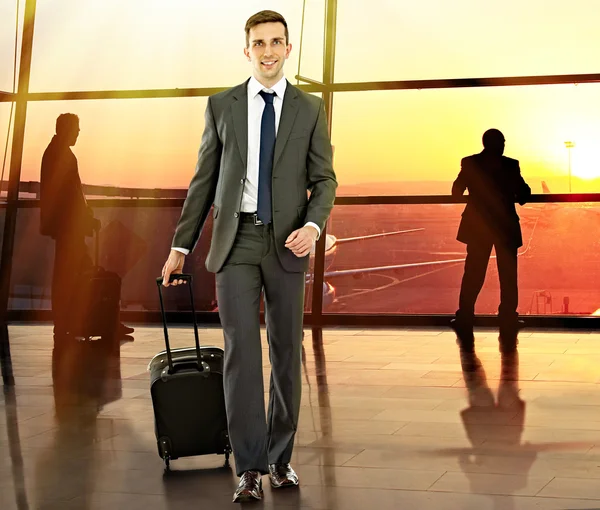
(3, 325, 600, 510)
(2, 1, 600, 509)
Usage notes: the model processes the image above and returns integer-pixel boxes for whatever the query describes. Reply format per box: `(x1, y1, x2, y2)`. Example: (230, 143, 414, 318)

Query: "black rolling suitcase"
(75, 227, 121, 339)
(148, 273, 231, 470)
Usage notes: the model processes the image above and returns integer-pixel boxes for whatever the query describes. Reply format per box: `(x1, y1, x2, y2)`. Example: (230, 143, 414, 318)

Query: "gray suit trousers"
(216, 216, 304, 475)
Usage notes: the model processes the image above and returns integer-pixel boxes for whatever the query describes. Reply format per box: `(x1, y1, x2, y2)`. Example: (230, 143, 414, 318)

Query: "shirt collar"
(248, 75, 287, 100)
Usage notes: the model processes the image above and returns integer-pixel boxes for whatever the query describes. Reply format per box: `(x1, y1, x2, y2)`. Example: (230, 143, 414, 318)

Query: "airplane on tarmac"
(308, 182, 553, 310)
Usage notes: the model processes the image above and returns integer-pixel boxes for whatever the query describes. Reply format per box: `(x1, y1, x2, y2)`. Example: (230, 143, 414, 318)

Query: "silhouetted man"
(452, 129, 531, 355)
(40, 113, 133, 341)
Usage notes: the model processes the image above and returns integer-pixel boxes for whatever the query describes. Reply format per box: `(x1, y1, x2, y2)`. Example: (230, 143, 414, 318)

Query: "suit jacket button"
(240, 179, 244, 184)
(234, 212, 239, 218)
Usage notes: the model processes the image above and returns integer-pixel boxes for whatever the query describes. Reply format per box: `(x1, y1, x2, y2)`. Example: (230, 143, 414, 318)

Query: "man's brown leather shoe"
(268, 463, 299, 488)
(233, 470, 263, 503)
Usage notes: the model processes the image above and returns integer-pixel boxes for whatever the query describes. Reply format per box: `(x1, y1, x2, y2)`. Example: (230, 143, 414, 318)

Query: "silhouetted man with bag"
(40, 114, 133, 342)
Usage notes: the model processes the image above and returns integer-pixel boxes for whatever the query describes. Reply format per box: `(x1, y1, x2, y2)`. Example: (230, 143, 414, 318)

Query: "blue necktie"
(258, 90, 275, 224)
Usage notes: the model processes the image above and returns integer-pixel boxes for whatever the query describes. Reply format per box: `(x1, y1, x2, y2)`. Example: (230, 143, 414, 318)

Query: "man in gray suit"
(161, 10, 337, 503)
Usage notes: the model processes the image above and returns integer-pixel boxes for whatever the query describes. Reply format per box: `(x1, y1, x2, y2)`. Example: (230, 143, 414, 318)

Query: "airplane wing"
(324, 257, 465, 277)
(324, 246, 531, 278)
(309, 228, 424, 256)
(334, 228, 424, 244)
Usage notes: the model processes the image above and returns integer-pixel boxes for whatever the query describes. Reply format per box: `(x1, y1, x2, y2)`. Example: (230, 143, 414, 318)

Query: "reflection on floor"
(2, 325, 600, 509)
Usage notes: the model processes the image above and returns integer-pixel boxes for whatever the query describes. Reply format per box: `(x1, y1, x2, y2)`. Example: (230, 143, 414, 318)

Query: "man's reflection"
(283, 328, 336, 509)
(3, 387, 30, 510)
(34, 339, 122, 509)
(454, 349, 530, 510)
(460, 348, 521, 409)
(432, 347, 593, 510)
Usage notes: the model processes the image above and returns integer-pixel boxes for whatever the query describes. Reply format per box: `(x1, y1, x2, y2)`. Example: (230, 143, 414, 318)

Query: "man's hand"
(285, 225, 318, 258)
(161, 249, 186, 286)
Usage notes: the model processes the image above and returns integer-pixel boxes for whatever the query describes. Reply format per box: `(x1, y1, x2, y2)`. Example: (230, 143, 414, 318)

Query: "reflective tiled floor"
(2, 325, 600, 509)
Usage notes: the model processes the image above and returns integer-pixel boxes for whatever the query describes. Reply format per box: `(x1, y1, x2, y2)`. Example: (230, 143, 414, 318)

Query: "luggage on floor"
(148, 273, 231, 470)
(74, 228, 121, 340)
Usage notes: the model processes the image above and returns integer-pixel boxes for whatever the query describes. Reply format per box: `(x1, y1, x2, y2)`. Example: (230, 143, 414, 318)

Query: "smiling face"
(244, 21, 291, 88)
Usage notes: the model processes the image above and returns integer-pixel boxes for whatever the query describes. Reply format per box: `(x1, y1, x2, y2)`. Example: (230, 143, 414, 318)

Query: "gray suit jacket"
(172, 79, 338, 273)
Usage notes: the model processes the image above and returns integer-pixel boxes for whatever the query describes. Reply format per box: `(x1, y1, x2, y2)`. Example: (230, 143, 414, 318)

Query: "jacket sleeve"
(304, 98, 337, 231)
(452, 158, 469, 196)
(171, 97, 222, 252)
(513, 161, 531, 205)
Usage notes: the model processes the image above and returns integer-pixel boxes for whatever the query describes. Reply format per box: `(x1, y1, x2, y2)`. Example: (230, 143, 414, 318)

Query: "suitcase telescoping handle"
(155, 273, 203, 374)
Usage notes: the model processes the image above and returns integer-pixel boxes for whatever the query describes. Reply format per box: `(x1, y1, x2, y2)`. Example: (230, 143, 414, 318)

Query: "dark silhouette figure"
(40, 114, 96, 341)
(433, 351, 590, 510)
(452, 129, 531, 354)
(457, 353, 530, 510)
(34, 337, 123, 509)
(40, 113, 133, 341)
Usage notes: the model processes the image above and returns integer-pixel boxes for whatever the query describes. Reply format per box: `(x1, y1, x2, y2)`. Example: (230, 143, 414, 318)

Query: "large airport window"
(331, 83, 600, 195)
(0, 0, 22, 92)
(20, 97, 210, 194)
(323, 203, 600, 316)
(28, 0, 321, 92)
(7, 204, 216, 313)
(1, 102, 15, 199)
(335, 0, 600, 83)
(7, 203, 320, 315)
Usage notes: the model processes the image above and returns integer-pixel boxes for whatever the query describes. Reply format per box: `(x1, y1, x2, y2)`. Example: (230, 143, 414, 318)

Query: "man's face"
(244, 22, 291, 86)
(67, 123, 80, 146)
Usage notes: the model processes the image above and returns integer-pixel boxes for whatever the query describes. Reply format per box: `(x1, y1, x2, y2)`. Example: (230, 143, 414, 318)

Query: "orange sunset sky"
(1, 0, 600, 193)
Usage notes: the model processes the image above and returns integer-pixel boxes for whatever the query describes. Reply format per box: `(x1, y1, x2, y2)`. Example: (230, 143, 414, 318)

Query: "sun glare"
(568, 142, 600, 180)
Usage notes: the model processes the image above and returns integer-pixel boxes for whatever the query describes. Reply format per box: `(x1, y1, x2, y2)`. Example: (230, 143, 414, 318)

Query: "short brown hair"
(245, 10, 289, 47)
(56, 113, 79, 135)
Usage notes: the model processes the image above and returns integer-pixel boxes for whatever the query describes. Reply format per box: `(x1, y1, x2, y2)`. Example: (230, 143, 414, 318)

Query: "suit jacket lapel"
(231, 81, 249, 169)
(273, 81, 299, 170)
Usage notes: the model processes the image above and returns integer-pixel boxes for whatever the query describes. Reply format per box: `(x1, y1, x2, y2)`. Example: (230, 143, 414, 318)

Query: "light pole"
(564, 141, 575, 192)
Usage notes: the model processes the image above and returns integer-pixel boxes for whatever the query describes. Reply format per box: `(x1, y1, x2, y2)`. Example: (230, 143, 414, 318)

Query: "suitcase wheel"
(158, 437, 172, 471)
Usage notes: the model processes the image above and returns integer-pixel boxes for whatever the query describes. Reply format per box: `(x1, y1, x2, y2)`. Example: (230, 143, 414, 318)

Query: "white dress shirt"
(173, 75, 319, 256)
(241, 75, 286, 213)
